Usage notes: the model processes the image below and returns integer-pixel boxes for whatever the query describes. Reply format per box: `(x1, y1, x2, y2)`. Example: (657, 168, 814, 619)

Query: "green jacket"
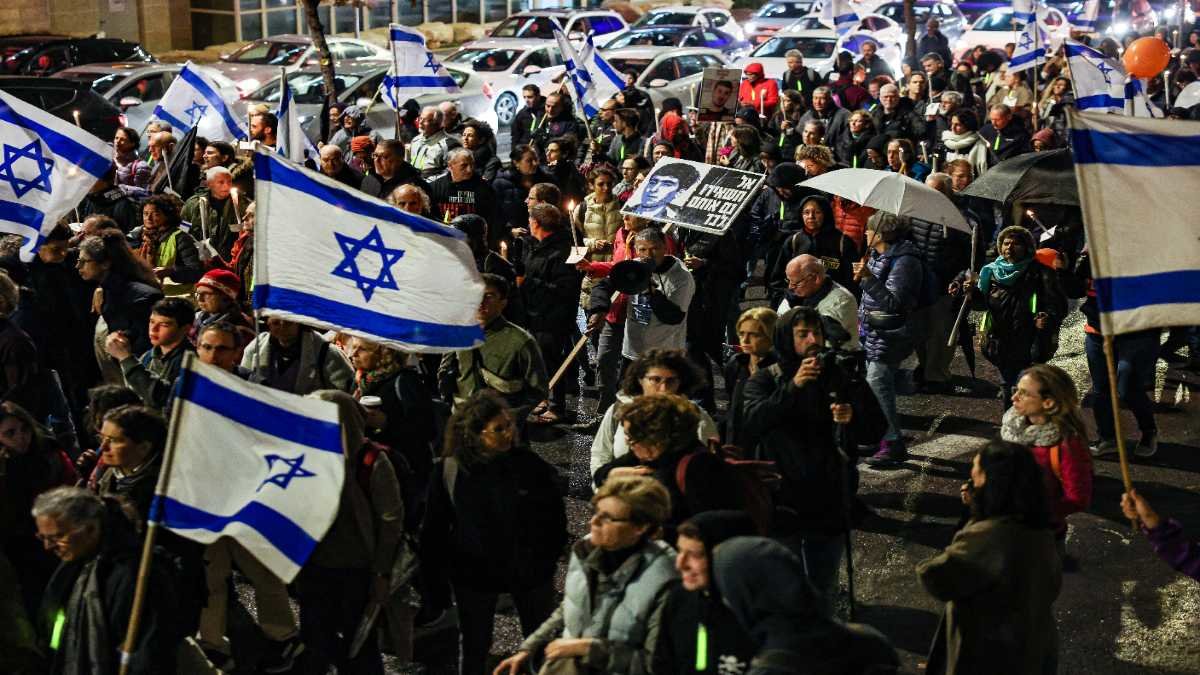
(439, 317, 547, 419)
(179, 193, 247, 262)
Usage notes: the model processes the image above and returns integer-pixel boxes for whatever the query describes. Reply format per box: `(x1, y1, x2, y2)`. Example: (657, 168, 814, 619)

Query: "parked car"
(782, 11, 904, 44)
(743, 1, 822, 44)
(210, 35, 389, 97)
(489, 9, 629, 46)
(444, 39, 567, 126)
(631, 5, 747, 41)
(873, 1, 970, 41)
(602, 47, 729, 112)
(233, 61, 386, 128)
(53, 62, 239, 141)
(602, 26, 751, 58)
(953, 7, 1071, 58)
(733, 29, 841, 80)
(0, 35, 154, 76)
(0, 76, 124, 141)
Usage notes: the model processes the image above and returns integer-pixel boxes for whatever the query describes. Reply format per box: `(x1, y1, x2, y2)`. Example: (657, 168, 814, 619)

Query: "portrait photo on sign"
(696, 67, 741, 122)
(621, 158, 764, 235)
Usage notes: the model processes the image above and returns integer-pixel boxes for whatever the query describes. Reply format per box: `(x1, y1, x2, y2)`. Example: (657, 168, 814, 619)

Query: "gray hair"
(438, 100, 460, 115)
(880, 83, 900, 97)
(813, 86, 832, 98)
(865, 211, 912, 243)
(925, 172, 953, 197)
(32, 486, 106, 528)
(0, 270, 17, 318)
(205, 166, 232, 181)
(319, 144, 343, 159)
(941, 90, 963, 106)
(389, 183, 431, 212)
(421, 106, 443, 123)
(446, 147, 474, 165)
(633, 227, 667, 248)
(785, 49, 803, 60)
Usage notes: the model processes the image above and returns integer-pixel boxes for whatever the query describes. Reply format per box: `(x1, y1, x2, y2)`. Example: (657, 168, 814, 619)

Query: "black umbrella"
(165, 125, 198, 196)
(958, 148, 1078, 206)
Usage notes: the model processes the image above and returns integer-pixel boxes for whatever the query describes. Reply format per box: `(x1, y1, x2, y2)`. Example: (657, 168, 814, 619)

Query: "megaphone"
(609, 259, 653, 294)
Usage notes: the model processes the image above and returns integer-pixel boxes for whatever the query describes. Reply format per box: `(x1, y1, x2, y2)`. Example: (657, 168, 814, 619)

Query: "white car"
(601, 47, 729, 112)
(630, 5, 746, 41)
(210, 35, 390, 97)
(444, 39, 567, 126)
(488, 9, 629, 47)
(954, 7, 1071, 59)
(732, 29, 841, 80)
(743, 1, 822, 45)
(782, 12, 903, 46)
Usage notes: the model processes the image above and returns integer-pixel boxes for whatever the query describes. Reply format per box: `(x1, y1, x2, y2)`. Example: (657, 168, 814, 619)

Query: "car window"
(635, 11, 697, 27)
(228, 39, 307, 65)
(682, 32, 705, 47)
(751, 35, 836, 59)
(590, 16, 624, 34)
(607, 57, 653, 80)
(647, 58, 679, 82)
(701, 54, 726, 68)
(704, 11, 730, 26)
(524, 49, 551, 69)
(611, 30, 680, 48)
(974, 10, 1015, 30)
(445, 48, 524, 72)
(677, 55, 707, 78)
(788, 16, 827, 30)
(704, 31, 729, 46)
(119, 75, 167, 101)
(25, 46, 71, 75)
(545, 47, 564, 67)
(39, 87, 78, 112)
(757, 2, 812, 18)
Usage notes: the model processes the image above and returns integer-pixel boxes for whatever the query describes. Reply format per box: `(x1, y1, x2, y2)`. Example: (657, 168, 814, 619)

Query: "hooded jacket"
(491, 164, 557, 233)
(520, 228, 584, 333)
(766, 195, 858, 307)
(858, 238, 924, 363)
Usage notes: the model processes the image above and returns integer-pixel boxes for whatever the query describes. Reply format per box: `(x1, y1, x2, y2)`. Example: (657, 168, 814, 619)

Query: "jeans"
(1085, 331, 1158, 439)
(454, 581, 557, 675)
(595, 320, 625, 414)
(866, 360, 903, 443)
(778, 532, 846, 618)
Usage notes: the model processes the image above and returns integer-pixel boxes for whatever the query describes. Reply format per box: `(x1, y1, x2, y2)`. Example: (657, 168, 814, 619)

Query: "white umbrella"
(798, 168, 970, 233)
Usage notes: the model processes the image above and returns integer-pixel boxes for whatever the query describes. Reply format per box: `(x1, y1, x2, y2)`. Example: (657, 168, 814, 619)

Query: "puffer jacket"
(968, 255, 1067, 372)
(908, 218, 971, 287)
(765, 195, 858, 306)
(858, 239, 924, 363)
(521, 229, 583, 333)
(491, 165, 556, 234)
(573, 195, 623, 308)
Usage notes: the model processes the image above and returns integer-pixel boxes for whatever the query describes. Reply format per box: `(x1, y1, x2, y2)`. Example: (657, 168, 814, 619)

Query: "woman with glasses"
(589, 349, 718, 480)
(190, 268, 253, 346)
(128, 194, 204, 298)
(421, 390, 565, 675)
(494, 474, 676, 675)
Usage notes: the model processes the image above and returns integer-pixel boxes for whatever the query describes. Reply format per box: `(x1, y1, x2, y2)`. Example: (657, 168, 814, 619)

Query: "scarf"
(355, 360, 402, 398)
(977, 254, 1032, 294)
(940, 129, 982, 151)
(1000, 406, 1062, 447)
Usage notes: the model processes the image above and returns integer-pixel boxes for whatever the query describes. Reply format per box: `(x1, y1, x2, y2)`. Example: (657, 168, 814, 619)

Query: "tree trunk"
(301, 0, 339, 115)
(904, 0, 917, 62)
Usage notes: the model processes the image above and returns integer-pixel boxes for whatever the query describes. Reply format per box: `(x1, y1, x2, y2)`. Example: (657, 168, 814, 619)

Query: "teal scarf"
(977, 255, 1032, 294)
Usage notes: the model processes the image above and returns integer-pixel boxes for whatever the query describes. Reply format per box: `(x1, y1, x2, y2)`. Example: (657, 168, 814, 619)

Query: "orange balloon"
(1123, 37, 1171, 79)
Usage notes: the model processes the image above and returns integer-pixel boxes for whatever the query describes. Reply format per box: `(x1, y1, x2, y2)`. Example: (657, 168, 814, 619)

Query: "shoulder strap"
(675, 452, 698, 496)
(442, 457, 459, 507)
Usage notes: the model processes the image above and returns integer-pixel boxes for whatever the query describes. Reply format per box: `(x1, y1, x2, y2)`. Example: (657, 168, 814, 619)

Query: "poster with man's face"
(696, 67, 741, 123)
(621, 158, 764, 235)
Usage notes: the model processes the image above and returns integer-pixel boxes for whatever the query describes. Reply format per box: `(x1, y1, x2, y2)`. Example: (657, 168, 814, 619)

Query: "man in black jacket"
(872, 83, 926, 143)
(359, 139, 430, 200)
(318, 144, 362, 189)
(531, 93, 587, 161)
(510, 84, 545, 150)
(781, 49, 824, 107)
(520, 203, 582, 423)
(979, 104, 1032, 161)
(428, 148, 498, 226)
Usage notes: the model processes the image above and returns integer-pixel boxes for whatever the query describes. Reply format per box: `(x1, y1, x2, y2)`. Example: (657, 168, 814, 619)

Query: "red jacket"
(738, 78, 780, 119)
(1028, 434, 1093, 534)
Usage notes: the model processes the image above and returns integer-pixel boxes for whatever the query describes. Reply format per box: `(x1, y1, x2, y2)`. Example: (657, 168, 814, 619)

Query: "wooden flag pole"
(117, 354, 192, 674)
(1102, 335, 1135, 493)
(547, 290, 617, 391)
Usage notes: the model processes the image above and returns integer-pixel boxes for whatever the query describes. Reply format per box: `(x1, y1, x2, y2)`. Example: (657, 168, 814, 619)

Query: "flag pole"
(1031, 26, 1041, 131)
(117, 354, 192, 675)
(946, 223, 978, 347)
(1102, 335, 1135, 493)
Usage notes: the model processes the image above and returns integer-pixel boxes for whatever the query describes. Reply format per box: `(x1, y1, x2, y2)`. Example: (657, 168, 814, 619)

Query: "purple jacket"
(1145, 519, 1200, 581)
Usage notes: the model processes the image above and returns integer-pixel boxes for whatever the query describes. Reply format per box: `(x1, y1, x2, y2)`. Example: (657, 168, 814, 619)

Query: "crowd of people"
(2, 15, 1200, 675)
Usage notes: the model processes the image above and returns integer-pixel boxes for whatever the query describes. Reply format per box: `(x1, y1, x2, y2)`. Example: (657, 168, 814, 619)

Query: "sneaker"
(864, 440, 908, 467)
(1089, 439, 1118, 458)
(1134, 433, 1158, 458)
(261, 637, 305, 674)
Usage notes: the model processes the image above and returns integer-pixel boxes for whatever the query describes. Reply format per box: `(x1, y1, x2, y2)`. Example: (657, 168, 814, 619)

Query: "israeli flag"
(275, 78, 318, 165)
(153, 356, 344, 582)
(554, 27, 624, 118)
(252, 149, 484, 353)
(383, 23, 460, 109)
(820, 0, 860, 35)
(1071, 0, 1100, 31)
(1013, 0, 1037, 25)
(1007, 21, 1047, 74)
(153, 61, 248, 142)
(1064, 41, 1157, 116)
(0, 89, 111, 261)
(1069, 110, 1200, 335)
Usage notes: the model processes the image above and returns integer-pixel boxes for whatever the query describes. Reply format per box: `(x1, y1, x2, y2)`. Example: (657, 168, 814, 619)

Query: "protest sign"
(621, 158, 764, 235)
(696, 67, 741, 122)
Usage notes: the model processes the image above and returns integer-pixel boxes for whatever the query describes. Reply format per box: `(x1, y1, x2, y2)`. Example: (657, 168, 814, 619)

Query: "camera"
(815, 346, 865, 405)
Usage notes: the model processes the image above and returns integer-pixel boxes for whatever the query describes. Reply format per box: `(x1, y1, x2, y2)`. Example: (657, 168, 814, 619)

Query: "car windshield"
(490, 15, 563, 38)
(787, 16, 827, 30)
(249, 71, 365, 104)
(226, 39, 308, 65)
(606, 57, 652, 80)
(635, 11, 696, 26)
(974, 11, 1016, 30)
(757, 2, 813, 18)
(751, 35, 837, 58)
(607, 30, 681, 48)
(446, 47, 524, 72)
(59, 72, 123, 94)
(876, 3, 934, 22)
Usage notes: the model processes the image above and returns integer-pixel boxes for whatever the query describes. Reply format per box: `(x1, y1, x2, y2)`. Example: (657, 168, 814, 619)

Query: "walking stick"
(946, 223, 979, 348)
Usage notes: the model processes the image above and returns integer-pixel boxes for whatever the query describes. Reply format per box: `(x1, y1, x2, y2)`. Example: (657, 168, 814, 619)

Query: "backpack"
(674, 438, 780, 535)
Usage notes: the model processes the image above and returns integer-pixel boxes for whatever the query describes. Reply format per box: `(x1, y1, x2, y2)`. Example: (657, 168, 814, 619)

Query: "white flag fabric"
(1007, 21, 1047, 73)
(252, 149, 484, 352)
(1012, 0, 1036, 25)
(0, 89, 111, 261)
(1064, 41, 1157, 116)
(820, 0, 860, 35)
(1069, 110, 1200, 335)
(275, 78, 318, 165)
(1071, 0, 1100, 31)
(383, 24, 460, 108)
(554, 28, 624, 118)
(153, 61, 248, 142)
(153, 357, 344, 582)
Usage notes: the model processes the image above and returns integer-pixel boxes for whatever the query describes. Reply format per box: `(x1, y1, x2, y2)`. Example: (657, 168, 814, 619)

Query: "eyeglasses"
(36, 527, 81, 545)
(787, 274, 816, 289)
(76, 257, 95, 266)
(591, 511, 634, 525)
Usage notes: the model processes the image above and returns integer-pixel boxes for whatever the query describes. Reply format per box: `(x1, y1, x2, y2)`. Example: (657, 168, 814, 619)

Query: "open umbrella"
(958, 148, 1078, 206)
(799, 168, 970, 233)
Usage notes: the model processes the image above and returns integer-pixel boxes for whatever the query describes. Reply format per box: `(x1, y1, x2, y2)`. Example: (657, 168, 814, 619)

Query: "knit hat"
(196, 268, 241, 302)
(1031, 128, 1056, 148)
(767, 162, 805, 189)
(350, 135, 374, 153)
(744, 62, 765, 76)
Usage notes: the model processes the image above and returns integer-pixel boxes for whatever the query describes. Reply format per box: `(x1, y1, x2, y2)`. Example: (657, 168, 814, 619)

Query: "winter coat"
(999, 409, 1093, 536)
(127, 226, 204, 296)
(573, 195, 624, 307)
(968, 256, 1066, 372)
(531, 110, 588, 161)
(359, 165, 431, 202)
(78, 188, 140, 233)
(858, 239, 924, 364)
(832, 196, 874, 251)
(722, 353, 776, 450)
(608, 132, 648, 166)
(119, 342, 194, 413)
(98, 272, 162, 356)
(427, 173, 498, 227)
(0, 317, 42, 417)
(520, 229, 583, 334)
(940, 130, 992, 178)
(978, 122, 1032, 161)
(492, 165, 556, 234)
(739, 79, 781, 119)
(800, 107, 850, 150)
(765, 196, 857, 307)
(359, 366, 437, 485)
(471, 144, 502, 183)
(240, 329, 355, 395)
(782, 67, 824, 106)
(511, 99, 546, 149)
(909, 218, 972, 287)
(590, 392, 720, 477)
(776, 279, 860, 351)
(408, 129, 460, 179)
(420, 448, 566, 604)
(654, 580, 757, 675)
(917, 516, 1061, 675)
(1143, 520, 1200, 581)
(871, 100, 926, 143)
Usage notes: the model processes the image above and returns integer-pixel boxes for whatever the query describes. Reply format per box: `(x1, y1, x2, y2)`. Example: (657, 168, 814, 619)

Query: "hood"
(866, 133, 891, 154)
(744, 62, 765, 76)
(794, 194, 835, 232)
(771, 306, 811, 371)
(767, 162, 804, 190)
(309, 390, 365, 462)
(734, 106, 761, 129)
(684, 511, 756, 556)
(659, 111, 688, 146)
(879, 238, 919, 261)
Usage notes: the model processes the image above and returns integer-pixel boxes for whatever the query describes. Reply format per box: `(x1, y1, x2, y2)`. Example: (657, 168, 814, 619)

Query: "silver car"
(602, 47, 729, 112)
(630, 5, 746, 41)
(210, 35, 390, 98)
(444, 38, 568, 127)
(743, 1, 821, 45)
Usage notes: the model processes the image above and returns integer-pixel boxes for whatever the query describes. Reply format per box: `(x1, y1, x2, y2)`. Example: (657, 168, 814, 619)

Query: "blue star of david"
(1018, 32, 1034, 49)
(184, 101, 209, 125)
(423, 51, 441, 75)
(0, 140, 54, 199)
(258, 454, 316, 491)
(1096, 60, 1114, 85)
(332, 225, 406, 302)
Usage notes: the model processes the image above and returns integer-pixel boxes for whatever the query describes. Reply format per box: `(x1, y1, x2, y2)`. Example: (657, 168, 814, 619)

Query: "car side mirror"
(118, 96, 143, 109)
(647, 78, 669, 88)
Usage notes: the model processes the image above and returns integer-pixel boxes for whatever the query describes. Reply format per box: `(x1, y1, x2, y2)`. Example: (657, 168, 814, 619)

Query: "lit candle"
(230, 187, 243, 231)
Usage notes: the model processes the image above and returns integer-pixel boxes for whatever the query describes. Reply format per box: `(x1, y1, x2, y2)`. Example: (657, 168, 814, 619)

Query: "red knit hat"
(196, 268, 241, 301)
(350, 135, 375, 153)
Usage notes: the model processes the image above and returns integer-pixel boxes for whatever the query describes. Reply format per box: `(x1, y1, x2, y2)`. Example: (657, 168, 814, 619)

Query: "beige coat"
(573, 194, 623, 308)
